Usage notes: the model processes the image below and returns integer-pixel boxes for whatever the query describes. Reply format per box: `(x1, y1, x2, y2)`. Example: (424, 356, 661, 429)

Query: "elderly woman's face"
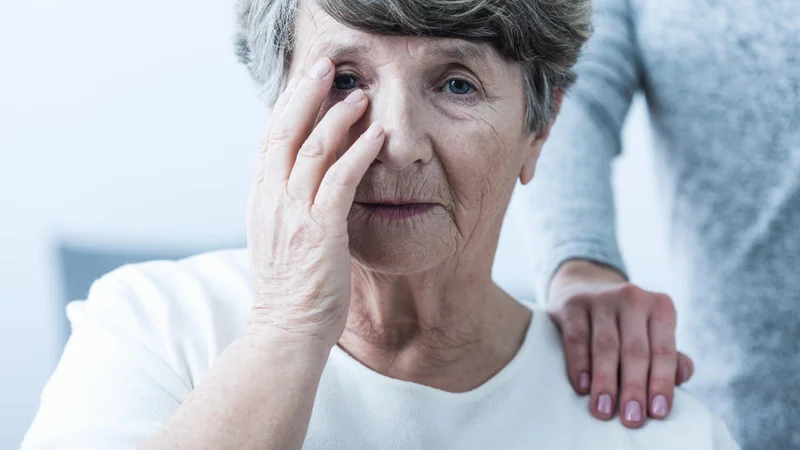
(290, 5, 543, 274)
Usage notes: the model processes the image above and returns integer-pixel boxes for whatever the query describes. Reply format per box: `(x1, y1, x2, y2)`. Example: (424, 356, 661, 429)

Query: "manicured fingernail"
(579, 372, 591, 391)
(651, 395, 669, 418)
(344, 89, 364, 104)
(597, 394, 613, 416)
(365, 121, 383, 139)
(624, 401, 642, 423)
(310, 57, 331, 79)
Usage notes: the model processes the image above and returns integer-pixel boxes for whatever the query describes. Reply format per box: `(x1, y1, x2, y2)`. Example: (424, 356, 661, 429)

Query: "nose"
(365, 80, 433, 170)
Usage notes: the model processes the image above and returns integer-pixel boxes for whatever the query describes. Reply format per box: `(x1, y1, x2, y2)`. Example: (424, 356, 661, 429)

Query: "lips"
(353, 201, 438, 220)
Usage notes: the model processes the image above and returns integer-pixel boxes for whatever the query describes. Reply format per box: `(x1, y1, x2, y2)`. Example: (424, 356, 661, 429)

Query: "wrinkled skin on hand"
(246, 60, 385, 347)
(549, 260, 694, 428)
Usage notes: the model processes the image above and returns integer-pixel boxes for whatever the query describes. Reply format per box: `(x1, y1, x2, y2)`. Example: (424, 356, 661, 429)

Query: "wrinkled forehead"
(291, 2, 509, 78)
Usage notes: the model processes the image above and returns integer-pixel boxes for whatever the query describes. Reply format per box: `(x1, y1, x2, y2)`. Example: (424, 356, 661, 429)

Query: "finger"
(590, 304, 620, 421)
(286, 89, 368, 201)
(314, 121, 384, 221)
(265, 57, 335, 183)
(254, 76, 301, 184)
(676, 351, 694, 385)
(553, 304, 592, 395)
(266, 76, 303, 148)
(647, 295, 678, 420)
(618, 304, 650, 428)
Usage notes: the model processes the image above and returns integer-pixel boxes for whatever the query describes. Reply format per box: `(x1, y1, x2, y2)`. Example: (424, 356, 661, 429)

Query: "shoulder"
(523, 305, 739, 449)
(69, 247, 253, 386)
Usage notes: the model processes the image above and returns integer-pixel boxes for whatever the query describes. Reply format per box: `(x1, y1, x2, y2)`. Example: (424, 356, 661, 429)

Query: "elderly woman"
(22, 0, 737, 449)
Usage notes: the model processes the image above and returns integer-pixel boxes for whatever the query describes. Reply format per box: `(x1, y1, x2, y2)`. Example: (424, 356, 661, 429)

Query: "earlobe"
(519, 136, 544, 185)
(519, 159, 536, 185)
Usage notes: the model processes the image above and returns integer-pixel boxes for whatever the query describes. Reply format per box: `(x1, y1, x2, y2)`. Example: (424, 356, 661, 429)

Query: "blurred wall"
(0, 0, 262, 446)
(0, 1, 671, 448)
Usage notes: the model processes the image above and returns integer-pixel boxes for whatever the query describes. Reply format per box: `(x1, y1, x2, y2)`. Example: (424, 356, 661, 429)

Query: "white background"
(0, 0, 671, 447)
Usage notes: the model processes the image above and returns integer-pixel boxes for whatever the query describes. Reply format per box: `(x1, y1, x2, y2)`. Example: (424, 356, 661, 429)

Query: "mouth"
(352, 201, 438, 220)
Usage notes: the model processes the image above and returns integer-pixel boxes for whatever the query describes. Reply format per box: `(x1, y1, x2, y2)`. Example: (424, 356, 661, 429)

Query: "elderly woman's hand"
(246, 57, 385, 347)
(548, 259, 694, 429)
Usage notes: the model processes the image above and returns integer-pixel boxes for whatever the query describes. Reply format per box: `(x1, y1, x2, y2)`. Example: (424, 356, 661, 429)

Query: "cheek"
(436, 119, 520, 215)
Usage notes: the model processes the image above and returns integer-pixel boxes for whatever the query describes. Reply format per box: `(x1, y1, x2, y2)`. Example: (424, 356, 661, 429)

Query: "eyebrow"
(317, 41, 372, 61)
(317, 39, 495, 70)
(427, 41, 493, 67)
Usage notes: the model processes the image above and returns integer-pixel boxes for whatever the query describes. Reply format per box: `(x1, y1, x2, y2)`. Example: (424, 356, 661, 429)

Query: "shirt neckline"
(328, 305, 543, 405)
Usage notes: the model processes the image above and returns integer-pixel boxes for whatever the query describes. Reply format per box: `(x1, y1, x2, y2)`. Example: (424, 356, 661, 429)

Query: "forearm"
(521, 0, 642, 303)
(142, 329, 330, 450)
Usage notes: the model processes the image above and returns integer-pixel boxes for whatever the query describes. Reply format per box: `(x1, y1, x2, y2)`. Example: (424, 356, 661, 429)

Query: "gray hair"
(235, 0, 591, 133)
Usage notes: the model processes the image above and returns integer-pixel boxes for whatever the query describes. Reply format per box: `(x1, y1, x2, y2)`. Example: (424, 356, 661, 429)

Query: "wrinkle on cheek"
(441, 110, 513, 249)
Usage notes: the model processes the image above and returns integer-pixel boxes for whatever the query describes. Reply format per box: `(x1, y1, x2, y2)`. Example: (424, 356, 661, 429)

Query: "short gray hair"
(235, 0, 591, 133)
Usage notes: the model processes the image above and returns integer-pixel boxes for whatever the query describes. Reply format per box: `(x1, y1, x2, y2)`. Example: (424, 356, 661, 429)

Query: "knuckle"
(564, 327, 591, 348)
(618, 283, 640, 299)
(565, 293, 591, 307)
(621, 340, 650, 361)
(269, 126, 293, 146)
(299, 137, 327, 158)
(623, 294, 645, 311)
(653, 294, 676, 315)
(650, 342, 676, 359)
(594, 333, 620, 354)
(326, 162, 357, 187)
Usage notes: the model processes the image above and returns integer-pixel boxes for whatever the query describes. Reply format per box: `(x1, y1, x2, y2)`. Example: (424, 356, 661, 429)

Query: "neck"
(338, 261, 532, 393)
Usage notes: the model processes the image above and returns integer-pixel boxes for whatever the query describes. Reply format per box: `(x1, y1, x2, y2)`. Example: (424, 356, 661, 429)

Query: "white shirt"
(22, 249, 738, 450)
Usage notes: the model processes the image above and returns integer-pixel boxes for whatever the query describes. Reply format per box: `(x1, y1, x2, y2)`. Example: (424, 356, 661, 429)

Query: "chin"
(347, 207, 456, 274)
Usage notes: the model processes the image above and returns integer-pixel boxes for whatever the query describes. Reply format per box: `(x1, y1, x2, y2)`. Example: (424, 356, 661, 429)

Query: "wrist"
(242, 322, 337, 358)
(246, 304, 346, 350)
(548, 259, 627, 305)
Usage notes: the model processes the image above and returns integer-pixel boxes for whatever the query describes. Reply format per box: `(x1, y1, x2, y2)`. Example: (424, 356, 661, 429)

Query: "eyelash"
(331, 73, 479, 100)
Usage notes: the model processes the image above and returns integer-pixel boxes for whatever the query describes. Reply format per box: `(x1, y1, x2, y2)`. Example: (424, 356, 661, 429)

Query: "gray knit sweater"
(521, 0, 799, 447)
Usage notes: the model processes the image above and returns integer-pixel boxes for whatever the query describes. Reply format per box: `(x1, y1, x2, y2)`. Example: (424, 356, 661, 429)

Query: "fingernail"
(624, 401, 642, 423)
(344, 89, 364, 104)
(365, 121, 383, 139)
(579, 372, 591, 391)
(651, 395, 669, 418)
(597, 394, 613, 416)
(310, 57, 331, 79)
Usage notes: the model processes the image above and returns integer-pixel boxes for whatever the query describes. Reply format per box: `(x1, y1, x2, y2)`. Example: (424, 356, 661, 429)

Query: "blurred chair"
(56, 241, 243, 346)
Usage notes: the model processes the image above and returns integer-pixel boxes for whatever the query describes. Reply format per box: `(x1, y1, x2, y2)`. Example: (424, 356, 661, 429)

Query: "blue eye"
(333, 74, 358, 90)
(446, 79, 473, 95)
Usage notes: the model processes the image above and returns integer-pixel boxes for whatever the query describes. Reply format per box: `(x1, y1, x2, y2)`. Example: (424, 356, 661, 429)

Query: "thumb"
(676, 351, 694, 385)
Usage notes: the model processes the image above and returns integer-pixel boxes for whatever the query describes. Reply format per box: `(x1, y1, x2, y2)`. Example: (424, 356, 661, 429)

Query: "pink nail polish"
(624, 401, 642, 423)
(597, 394, 613, 415)
(579, 372, 591, 391)
(651, 395, 669, 418)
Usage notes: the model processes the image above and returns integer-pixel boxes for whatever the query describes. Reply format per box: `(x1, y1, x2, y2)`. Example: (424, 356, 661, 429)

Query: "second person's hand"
(548, 259, 694, 429)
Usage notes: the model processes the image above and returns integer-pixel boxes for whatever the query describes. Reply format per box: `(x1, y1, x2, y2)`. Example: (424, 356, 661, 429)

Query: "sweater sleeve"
(519, 0, 642, 303)
(20, 271, 193, 450)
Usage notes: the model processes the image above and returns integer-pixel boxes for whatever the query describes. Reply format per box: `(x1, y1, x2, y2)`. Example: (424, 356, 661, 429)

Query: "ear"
(519, 89, 565, 185)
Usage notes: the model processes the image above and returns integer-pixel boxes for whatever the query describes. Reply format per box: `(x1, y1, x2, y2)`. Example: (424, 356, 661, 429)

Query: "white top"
(22, 249, 738, 450)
